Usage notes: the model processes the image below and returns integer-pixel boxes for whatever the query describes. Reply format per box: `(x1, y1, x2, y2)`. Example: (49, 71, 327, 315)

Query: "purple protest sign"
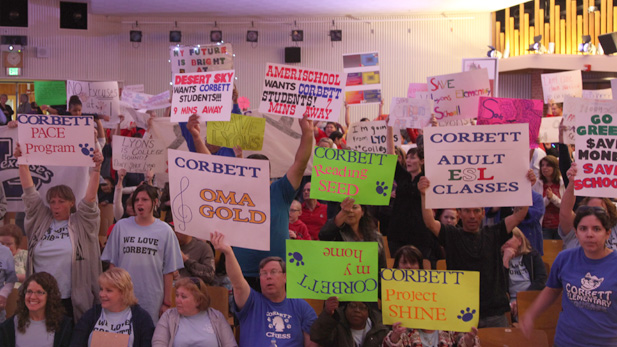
(477, 97, 543, 149)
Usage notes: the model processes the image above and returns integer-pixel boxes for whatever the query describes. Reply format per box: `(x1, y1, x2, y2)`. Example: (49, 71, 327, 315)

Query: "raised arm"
(418, 177, 441, 237)
(519, 287, 562, 338)
(84, 149, 103, 203)
(559, 163, 577, 235)
(187, 114, 210, 155)
(377, 98, 384, 118)
(344, 102, 351, 129)
(15, 144, 34, 189)
(504, 205, 530, 233)
(211, 231, 251, 310)
(386, 124, 395, 155)
(286, 115, 314, 190)
(113, 169, 126, 221)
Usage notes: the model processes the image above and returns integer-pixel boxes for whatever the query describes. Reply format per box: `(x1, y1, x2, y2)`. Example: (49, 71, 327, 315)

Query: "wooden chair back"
(517, 290, 561, 346)
(436, 259, 447, 270)
(477, 327, 549, 347)
(382, 236, 391, 259)
(304, 298, 324, 316)
(542, 239, 563, 266)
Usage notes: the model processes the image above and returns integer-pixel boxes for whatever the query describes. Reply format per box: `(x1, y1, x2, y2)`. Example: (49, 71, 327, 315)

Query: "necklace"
(419, 330, 438, 347)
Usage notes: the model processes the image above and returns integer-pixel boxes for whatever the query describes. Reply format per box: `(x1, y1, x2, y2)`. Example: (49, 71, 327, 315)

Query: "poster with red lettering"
(169, 43, 233, 74)
(171, 70, 234, 122)
(259, 63, 347, 121)
(477, 97, 543, 149)
(541, 70, 582, 104)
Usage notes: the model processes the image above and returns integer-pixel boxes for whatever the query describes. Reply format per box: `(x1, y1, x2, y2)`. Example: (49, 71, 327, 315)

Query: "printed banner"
(538, 116, 562, 143)
(171, 71, 234, 122)
(541, 70, 583, 103)
(476, 97, 543, 149)
(582, 88, 613, 100)
(168, 149, 271, 250)
(33, 81, 67, 106)
(112, 135, 166, 174)
(286, 240, 378, 301)
(343, 52, 381, 104)
(428, 69, 491, 126)
(66, 80, 120, 127)
(381, 269, 479, 332)
(17, 114, 95, 167)
(407, 83, 428, 98)
(310, 146, 397, 205)
(388, 97, 433, 129)
(347, 120, 399, 153)
(573, 98, 617, 198)
(258, 63, 346, 121)
(206, 113, 265, 151)
(170, 43, 233, 74)
(423, 123, 531, 209)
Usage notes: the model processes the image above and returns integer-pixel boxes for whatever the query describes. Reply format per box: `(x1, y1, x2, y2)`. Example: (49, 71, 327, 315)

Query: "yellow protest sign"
(207, 113, 265, 150)
(381, 269, 479, 332)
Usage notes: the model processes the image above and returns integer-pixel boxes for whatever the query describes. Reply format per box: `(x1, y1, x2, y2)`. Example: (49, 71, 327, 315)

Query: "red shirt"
(300, 201, 328, 240)
(543, 182, 561, 229)
(289, 219, 311, 240)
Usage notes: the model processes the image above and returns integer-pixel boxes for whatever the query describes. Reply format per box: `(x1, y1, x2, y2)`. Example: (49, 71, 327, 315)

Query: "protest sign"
(17, 114, 95, 167)
(381, 269, 479, 332)
(347, 120, 400, 153)
(573, 99, 617, 198)
(612, 79, 617, 99)
(170, 43, 233, 74)
(286, 240, 378, 301)
(112, 135, 166, 174)
(258, 63, 346, 121)
(123, 84, 144, 93)
(538, 116, 562, 143)
(407, 83, 428, 98)
(34, 81, 66, 106)
(143, 90, 171, 110)
(541, 70, 583, 103)
(168, 149, 270, 250)
(462, 57, 499, 97)
(477, 97, 543, 148)
(343, 52, 381, 105)
(91, 331, 129, 347)
(582, 88, 613, 100)
(66, 80, 120, 127)
(415, 92, 432, 100)
(423, 123, 531, 209)
(561, 96, 580, 144)
(310, 146, 396, 205)
(427, 69, 491, 126)
(121, 90, 151, 110)
(206, 113, 265, 151)
(171, 71, 234, 122)
(388, 97, 433, 129)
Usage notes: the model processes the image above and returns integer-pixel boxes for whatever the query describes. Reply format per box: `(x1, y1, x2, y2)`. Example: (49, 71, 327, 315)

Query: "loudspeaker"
(285, 47, 301, 63)
(60, 2, 88, 30)
(599, 32, 617, 55)
(0, 0, 28, 27)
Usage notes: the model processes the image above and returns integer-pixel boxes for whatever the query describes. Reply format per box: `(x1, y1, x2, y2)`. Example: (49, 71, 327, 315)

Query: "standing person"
(521, 206, 617, 346)
(299, 182, 327, 240)
(0, 242, 16, 323)
(0, 94, 14, 124)
(101, 184, 184, 323)
(532, 155, 565, 240)
(17, 94, 32, 114)
(0, 224, 26, 288)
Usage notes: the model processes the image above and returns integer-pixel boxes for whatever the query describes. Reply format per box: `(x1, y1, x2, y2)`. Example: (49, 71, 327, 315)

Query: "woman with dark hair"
(0, 272, 73, 346)
(521, 205, 617, 346)
(532, 155, 565, 240)
(392, 245, 424, 269)
(0, 94, 14, 123)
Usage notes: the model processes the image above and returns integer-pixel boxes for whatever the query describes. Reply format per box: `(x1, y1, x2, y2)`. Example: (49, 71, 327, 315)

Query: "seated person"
(289, 200, 311, 240)
(0, 224, 26, 288)
(174, 225, 216, 284)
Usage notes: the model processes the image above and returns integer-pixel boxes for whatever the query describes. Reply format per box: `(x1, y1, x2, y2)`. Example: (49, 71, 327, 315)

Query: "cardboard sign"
(582, 88, 613, 100)
(112, 135, 166, 174)
(538, 116, 562, 143)
(34, 81, 67, 106)
(407, 83, 428, 98)
(206, 113, 265, 151)
(573, 99, 617, 198)
(171, 71, 234, 122)
(428, 69, 491, 126)
(541, 70, 583, 103)
(310, 146, 397, 205)
(168, 149, 271, 250)
(258, 63, 346, 121)
(286, 240, 379, 301)
(91, 331, 130, 347)
(343, 52, 381, 105)
(476, 97, 543, 149)
(423, 124, 531, 209)
(17, 114, 95, 167)
(170, 43, 233, 74)
(347, 120, 398, 154)
(66, 80, 120, 127)
(123, 84, 144, 93)
(388, 97, 433, 129)
(381, 269, 479, 332)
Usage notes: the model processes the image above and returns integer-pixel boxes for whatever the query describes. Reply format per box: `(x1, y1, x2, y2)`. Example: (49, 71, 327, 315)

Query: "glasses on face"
(347, 302, 368, 311)
(26, 290, 47, 297)
(259, 269, 284, 277)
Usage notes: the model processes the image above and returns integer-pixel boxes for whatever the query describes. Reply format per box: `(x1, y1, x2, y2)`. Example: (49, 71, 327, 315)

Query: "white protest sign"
(562, 96, 579, 144)
(17, 114, 95, 167)
(112, 135, 166, 174)
(423, 123, 531, 209)
(258, 63, 346, 121)
(347, 120, 399, 153)
(121, 90, 152, 109)
(168, 149, 270, 250)
(388, 97, 433, 129)
(170, 43, 233, 74)
(612, 79, 617, 99)
(541, 70, 583, 103)
(66, 80, 120, 127)
(427, 69, 491, 126)
(144, 90, 171, 110)
(407, 83, 428, 98)
(123, 84, 144, 93)
(171, 71, 234, 122)
(538, 116, 562, 143)
(582, 88, 613, 100)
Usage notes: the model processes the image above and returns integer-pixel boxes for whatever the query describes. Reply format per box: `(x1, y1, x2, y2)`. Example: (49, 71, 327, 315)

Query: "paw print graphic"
(457, 307, 476, 322)
(375, 181, 388, 196)
(79, 143, 94, 157)
(288, 252, 305, 266)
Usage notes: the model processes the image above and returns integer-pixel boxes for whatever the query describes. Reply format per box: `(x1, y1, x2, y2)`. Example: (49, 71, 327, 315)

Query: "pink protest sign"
(407, 83, 428, 98)
(477, 97, 543, 149)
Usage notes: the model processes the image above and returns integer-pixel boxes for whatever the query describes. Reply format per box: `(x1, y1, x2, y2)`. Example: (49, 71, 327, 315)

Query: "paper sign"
(206, 113, 265, 151)
(112, 135, 166, 174)
(258, 63, 346, 121)
(476, 97, 543, 149)
(612, 79, 617, 99)
(34, 81, 67, 106)
(168, 149, 270, 250)
(286, 240, 378, 301)
(407, 83, 428, 98)
(538, 116, 562, 143)
(389, 97, 433, 129)
(462, 57, 499, 97)
(561, 96, 579, 144)
(347, 120, 398, 153)
(170, 43, 233, 74)
(144, 90, 171, 110)
(17, 114, 95, 167)
(541, 70, 583, 103)
(381, 269, 479, 332)
(91, 331, 129, 347)
(428, 69, 491, 126)
(423, 123, 531, 209)
(573, 98, 617, 198)
(121, 90, 152, 110)
(123, 84, 144, 93)
(66, 80, 121, 127)
(582, 88, 613, 100)
(310, 146, 397, 205)
(343, 52, 381, 105)
(171, 71, 234, 122)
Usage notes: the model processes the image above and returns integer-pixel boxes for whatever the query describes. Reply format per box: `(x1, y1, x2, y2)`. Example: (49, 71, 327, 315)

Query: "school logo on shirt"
(41, 225, 69, 242)
(565, 272, 612, 311)
(266, 311, 292, 339)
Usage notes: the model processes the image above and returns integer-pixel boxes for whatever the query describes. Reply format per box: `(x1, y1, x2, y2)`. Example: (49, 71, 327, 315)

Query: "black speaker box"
(285, 47, 301, 63)
(599, 32, 617, 55)
(60, 1, 88, 30)
(0, 0, 28, 27)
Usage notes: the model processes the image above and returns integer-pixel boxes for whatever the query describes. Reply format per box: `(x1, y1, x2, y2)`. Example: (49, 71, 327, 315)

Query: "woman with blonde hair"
(70, 268, 154, 346)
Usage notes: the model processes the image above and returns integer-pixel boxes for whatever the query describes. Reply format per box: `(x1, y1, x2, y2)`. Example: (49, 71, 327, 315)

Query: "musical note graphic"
(172, 176, 192, 231)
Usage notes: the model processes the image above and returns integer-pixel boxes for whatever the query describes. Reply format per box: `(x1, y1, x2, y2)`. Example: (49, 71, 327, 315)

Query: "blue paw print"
(288, 252, 305, 266)
(79, 143, 94, 157)
(457, 307, 476, 322)
(375, 181, 388, 196)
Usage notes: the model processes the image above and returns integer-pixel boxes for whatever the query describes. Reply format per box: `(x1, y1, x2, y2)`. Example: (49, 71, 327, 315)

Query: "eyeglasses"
(259, 269, 284, 277)
(25, 290, 47, 297)
(290, 209, 301, 212)
(347, 302, 368, 311)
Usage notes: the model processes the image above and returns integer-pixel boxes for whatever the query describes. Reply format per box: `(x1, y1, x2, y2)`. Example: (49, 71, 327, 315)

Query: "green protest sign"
(310, 146, 397, 205)
(286, 240, 379, 301)
(34, 81, 67, 106)
(207, 113, 266, 151)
